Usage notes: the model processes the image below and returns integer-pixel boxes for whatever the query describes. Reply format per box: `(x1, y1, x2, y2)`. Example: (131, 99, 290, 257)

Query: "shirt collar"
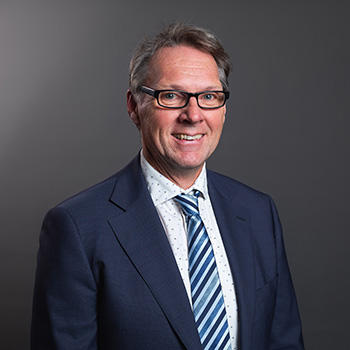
(140, 150, 208, 206)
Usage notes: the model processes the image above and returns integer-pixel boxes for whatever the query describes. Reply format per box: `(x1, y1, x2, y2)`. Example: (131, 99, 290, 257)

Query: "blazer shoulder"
(55, 173, 118, 213)
(55, 155, 138, 207)
(49, 155, 142, 221)
(207, 169, 270, 200)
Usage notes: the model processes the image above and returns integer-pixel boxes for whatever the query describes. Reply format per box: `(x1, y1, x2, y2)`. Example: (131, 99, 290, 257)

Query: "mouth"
(172, 134, 204, 141)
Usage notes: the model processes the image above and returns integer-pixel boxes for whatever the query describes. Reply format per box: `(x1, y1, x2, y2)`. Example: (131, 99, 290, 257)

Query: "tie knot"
(174, 190, 201, 217)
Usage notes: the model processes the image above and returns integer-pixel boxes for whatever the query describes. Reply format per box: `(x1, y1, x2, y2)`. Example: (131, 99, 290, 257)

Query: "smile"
(173, 134, 203, 141)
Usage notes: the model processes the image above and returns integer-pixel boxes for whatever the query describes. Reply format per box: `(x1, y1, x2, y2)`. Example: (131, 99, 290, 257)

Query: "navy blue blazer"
(31, 155, 304, 349)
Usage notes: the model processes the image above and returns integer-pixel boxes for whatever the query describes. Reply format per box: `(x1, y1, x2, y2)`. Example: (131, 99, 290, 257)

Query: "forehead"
(147, 45, 221, 90)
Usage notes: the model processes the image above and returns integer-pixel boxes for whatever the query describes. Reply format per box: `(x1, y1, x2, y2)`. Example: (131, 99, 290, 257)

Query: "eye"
(158, 91, 187, 107)
(164, 93, 175, 100)
(203, 93, 215, 100)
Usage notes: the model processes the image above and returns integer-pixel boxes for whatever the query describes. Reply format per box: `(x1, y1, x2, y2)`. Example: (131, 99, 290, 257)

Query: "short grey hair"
(129, 23, 232, 99)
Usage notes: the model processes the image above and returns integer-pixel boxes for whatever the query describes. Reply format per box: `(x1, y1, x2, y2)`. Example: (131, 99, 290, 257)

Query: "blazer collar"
(109, 155, 202, 350)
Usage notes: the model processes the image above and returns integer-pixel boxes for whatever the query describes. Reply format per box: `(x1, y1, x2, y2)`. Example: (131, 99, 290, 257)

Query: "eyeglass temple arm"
(139, 86, 156, 97)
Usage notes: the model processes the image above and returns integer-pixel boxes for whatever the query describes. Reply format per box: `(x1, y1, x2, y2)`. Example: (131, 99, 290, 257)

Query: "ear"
(127, 89, 140, 128)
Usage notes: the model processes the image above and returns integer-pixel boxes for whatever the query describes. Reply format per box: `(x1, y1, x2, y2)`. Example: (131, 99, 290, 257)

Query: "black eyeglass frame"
(138, 86, 230, 109)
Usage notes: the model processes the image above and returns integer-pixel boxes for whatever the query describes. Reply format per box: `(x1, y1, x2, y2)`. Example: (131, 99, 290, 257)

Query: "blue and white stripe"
(175, 191, 231, 350)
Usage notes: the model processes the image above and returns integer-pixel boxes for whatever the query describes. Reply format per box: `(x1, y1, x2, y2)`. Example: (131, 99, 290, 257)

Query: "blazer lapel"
(108, 156, 202, 350)
(208, 172, 256, 349)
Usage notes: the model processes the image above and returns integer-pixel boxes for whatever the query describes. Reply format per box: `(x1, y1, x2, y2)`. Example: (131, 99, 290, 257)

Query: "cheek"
(210, 115, 225, 135)
(138, 107, 157, 135)
(139, 114, 165, 146)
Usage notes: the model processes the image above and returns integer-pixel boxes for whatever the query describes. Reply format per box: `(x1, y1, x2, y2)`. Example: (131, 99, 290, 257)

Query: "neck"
(162, 168, 202, 190)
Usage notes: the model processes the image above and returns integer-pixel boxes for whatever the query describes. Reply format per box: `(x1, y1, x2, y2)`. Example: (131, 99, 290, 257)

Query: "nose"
(178, 96, 203, 123)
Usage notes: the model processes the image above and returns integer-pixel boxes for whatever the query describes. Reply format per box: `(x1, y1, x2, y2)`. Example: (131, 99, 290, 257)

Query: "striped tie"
(174, 191, 232, 350)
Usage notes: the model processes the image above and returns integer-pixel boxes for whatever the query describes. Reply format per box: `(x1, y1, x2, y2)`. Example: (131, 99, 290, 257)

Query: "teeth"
(174, 134, 203, 140)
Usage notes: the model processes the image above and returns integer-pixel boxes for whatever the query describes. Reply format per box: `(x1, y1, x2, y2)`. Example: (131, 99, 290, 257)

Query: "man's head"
(127, 23, 232, 189)
(129, 22, 232, 101)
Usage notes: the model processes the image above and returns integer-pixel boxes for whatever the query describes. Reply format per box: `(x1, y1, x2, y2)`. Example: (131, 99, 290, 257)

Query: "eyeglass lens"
(158, 91, 225, 108)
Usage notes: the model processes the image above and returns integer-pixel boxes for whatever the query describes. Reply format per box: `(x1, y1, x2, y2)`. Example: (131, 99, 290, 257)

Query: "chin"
(179, 151, 209, 165)
(175, 157, 206, 171)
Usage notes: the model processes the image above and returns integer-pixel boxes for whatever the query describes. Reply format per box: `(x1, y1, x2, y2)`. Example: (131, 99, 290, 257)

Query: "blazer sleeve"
(31, 207, 98, 350)
(268, 196, 305, 349)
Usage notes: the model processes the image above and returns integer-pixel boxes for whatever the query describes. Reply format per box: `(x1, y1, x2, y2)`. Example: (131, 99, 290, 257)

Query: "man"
(31, 23, 304, 349)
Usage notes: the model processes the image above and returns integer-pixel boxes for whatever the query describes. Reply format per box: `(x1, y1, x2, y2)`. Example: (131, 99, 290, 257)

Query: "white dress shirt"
(140, 151, 238, 349)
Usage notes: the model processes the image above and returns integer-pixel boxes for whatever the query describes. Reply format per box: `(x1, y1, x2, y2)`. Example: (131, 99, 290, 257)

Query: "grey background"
(1, 1, 349, 349)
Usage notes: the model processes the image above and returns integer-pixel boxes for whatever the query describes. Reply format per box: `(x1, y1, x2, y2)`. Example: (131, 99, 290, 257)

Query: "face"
(127, 45, 226, 187)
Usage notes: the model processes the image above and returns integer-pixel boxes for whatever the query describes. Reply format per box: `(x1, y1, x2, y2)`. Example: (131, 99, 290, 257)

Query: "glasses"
(138, 86, 229, 109)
